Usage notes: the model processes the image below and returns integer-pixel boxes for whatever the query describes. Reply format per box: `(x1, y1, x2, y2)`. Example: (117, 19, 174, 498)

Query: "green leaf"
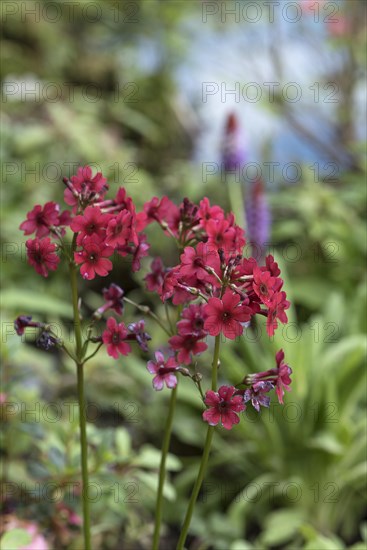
(115, 428, 131, 458)
(2, 289, 73, 317)
(261, 509, 305, 546)
(303, 534, 345, 549)
(308, 432, 344, 455)
(0, 529, 32, 550)
(132, 445, 182, 471)
(230, 541, 254, 550)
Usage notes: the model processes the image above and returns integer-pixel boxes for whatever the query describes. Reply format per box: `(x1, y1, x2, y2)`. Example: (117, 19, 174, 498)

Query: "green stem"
(83, 342, 103, 364)
(176, 335, 221, 549)
(69, 260, 91, 550)
(123, 297, 171, 337)
(152, 384, 178, 550)
(76, 361, 91, 550)
(227, 174, 246, 232)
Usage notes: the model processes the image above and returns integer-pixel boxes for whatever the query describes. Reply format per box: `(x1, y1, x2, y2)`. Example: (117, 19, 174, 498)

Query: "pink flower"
(147, 351, 178, 390)
(102, 283, 124, 315)
(145, 257, 166, 292)
(102, 317, 131, 359)
(266, 291, 290, 336)
(74, 235, 113, 280)
(20, 202, 62, 238)
(131, 233, 150, 272)
(203, 385, 245, 430)
(70, 206, 110, 242)
(204, 290, 252, 339)
(179, 242, 221, 285)
(198, 197, 224, 229)
(245, 349, 292, 405)
(177, 304, 207, 337)
(136, 196, 177, 230)
(168, 334, 207, 365)
(106, 210, 136, 248)
(265, 254, 280, 277)
(274, 349, 292, 404)
(64, 166, 107, 207)
(252, 266, 275, 306)
(26, 238, 60, 277)
(206, 218, 236, 253)
(14, 315, 43, 335)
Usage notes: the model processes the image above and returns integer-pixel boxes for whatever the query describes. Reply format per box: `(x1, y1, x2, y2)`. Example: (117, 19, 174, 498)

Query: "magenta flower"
(203, 385, 245, 430)
(64, 166, 108, 207)
(14, 315, 44, 335)
(245, 349, 292, 405)
(20, 202, 62, 238)
(204, 290, 252, 339)
(106, 210, 135, 248)
(198, 197, 225, 230)
(102, 283, 124, 315)
(137, 196, 177, 230)
(252, 266, 275, 306)
(145, 257, 166, 293)
(146, 351, 178, 390)
(26, 238, 60, 277)
(274, 349, 292, 404)
(169, 334, 207, 365)
(102, 317, 131, 359)
(179, 242, 221, 285)
(70, 206, 110, 242)
(266, 291, 290, 337)
(177, 304, 208, 338)
(74, 235, 113, 280)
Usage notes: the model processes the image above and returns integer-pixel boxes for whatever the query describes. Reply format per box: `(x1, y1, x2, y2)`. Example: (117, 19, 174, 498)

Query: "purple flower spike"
(221, 113, 247, 172)
(245, 178, 271, 261)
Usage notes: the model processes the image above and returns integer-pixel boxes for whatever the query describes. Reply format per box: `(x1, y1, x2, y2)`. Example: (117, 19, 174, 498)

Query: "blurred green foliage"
(1, 1, 366, 549)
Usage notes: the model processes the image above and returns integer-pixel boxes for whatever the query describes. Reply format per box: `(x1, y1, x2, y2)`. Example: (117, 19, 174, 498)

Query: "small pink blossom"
(102, 317, 131, 359)
(204, 290, 252, 339)
(147, 351, 178, 390)
(74, 235, 113, 280)
(26, 238, 60, 277)
(203, 385, 245, 430)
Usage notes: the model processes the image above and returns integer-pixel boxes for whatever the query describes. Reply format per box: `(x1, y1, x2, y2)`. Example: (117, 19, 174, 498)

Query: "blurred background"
(1, 1, 366, 548)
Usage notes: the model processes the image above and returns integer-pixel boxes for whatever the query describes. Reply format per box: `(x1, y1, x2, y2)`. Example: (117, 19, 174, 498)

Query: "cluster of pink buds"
(16, 165, 292, 431)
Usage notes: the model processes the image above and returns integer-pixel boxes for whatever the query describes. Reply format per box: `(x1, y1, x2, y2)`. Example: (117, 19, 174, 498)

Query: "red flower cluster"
(143, 196, 289, 340)
(18, 166, 293, 431)
(20, 166, 148, 280)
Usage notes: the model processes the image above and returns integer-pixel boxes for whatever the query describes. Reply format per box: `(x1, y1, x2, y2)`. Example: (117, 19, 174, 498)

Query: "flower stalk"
(70, 249, 91, 550)
(176, 335, 221, 549)
(152, 384, 178, 550)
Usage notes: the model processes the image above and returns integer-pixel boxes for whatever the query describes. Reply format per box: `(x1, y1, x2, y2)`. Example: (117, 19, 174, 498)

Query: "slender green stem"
(211, 335, 220, 391)
(176, 335, 221, 549)
(152, 384, 178, 550)
(69, 258, 91, 550)
(83, 342, 103, 364)
(76, 361, 91, 550)
(123, 297, 171, 337)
